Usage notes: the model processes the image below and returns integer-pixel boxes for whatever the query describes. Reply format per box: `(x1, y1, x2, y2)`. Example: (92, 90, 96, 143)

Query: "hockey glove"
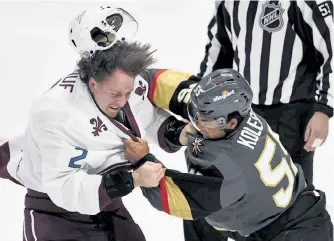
(164, 117, 187, 149)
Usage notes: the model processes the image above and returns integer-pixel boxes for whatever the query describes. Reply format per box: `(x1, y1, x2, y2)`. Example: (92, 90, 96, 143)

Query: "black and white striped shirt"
(199, 0, 333, 117)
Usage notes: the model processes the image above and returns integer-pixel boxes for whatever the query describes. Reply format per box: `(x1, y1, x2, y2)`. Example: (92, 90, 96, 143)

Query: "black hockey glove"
(164, 117, 187, 150)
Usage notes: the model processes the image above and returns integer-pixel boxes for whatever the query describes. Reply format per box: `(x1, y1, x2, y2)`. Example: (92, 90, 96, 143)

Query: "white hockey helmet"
(69, 5, 138, 58)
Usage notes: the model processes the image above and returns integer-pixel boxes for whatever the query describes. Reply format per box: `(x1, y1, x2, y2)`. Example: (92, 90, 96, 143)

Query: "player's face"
(197, 115, 226, 139)
(89, 68, 134, 118)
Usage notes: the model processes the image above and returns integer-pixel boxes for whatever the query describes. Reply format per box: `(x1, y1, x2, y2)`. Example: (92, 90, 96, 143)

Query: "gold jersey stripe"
(164, 176, 193, 220)
(151, 70, 192, 109)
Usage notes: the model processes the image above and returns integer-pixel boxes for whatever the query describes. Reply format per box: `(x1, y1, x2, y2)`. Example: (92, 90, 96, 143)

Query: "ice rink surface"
(0, 1, 333, 241)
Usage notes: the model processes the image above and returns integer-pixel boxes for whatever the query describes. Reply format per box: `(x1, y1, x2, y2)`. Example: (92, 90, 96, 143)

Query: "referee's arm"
(300, 1, 334, 117)
(198, 1, 234, 78)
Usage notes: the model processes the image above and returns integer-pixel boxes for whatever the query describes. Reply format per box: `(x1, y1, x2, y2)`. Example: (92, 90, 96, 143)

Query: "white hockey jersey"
(13, 72, 173, 215)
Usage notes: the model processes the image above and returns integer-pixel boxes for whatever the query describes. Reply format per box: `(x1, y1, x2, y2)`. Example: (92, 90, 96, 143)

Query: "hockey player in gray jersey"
(123, 69, 333, 241)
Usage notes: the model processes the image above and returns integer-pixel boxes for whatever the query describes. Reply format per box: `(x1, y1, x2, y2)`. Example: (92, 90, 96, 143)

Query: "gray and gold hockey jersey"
(142, 109, 306, 236)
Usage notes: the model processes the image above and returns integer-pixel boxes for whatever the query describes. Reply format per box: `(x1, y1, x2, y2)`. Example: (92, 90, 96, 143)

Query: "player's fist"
(179, 123, 197, 145)
(304, 111, 329, 152)
(132, 162, 164, 188)
(122, 137, 149, 163)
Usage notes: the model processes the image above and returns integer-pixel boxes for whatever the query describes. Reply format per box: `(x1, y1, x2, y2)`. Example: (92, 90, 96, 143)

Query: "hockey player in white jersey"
(0, 6, 201, 241)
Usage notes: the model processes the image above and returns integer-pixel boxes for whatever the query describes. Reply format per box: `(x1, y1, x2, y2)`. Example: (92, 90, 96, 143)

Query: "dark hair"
(77, 41, 156, 84)
(227, 111, 244, 124)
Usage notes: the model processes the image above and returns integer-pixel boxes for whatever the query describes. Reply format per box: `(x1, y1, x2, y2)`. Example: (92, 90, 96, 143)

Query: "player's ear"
(88, 77, 98, 93)
(227, 118, 238, 129)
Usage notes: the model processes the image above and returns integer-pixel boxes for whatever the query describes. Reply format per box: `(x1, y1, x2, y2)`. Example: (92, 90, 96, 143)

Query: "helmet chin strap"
(96, 33, 109, 46)
(95, 32, 116, 47)
(222, 128, 235, 138)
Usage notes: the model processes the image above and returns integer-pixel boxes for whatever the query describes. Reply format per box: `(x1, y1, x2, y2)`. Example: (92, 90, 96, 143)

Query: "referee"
(184, 1, 333, 241)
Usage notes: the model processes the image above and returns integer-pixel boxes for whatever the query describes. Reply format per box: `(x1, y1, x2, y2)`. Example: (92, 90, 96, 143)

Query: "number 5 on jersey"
(255, 125, 298, 208)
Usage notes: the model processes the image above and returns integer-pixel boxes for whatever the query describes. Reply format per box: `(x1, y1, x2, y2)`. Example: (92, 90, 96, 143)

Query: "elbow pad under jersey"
(102, 171, 134, 200)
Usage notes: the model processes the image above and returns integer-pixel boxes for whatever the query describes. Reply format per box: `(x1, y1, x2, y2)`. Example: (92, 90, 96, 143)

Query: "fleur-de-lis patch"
(192, 137, 204, 156)
(90, 116, 108, 136)
(135, 80, 147, 100)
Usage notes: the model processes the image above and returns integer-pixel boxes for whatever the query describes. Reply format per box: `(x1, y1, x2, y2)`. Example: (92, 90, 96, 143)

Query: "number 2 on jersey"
(254, 125, 298, 208)
(68, 147, 87, 168)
